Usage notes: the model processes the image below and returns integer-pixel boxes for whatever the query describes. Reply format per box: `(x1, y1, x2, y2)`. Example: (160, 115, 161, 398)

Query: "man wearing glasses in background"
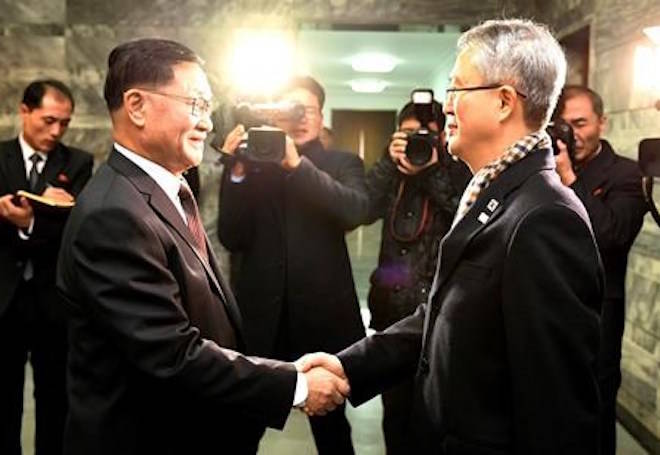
(299, 19, 604, 453)
(219, 76, 369, 454)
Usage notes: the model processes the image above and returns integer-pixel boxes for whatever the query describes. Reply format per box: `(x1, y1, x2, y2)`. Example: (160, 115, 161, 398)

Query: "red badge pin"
(57, 173, 70, 184)
(592, 187, 603, 196)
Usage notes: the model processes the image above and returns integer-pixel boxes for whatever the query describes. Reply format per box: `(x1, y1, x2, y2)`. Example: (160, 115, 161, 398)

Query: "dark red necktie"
(178, 182, 208, 262)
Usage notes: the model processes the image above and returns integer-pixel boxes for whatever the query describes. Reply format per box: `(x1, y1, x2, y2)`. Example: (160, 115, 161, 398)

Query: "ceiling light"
(643, 26, 660, 45)
(350, 52, 398, 73)
(350, 79, 388, 93)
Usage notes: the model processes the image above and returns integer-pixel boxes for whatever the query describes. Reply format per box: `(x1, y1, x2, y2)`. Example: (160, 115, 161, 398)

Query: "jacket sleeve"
(502, 204, 602, 454)
(217, 166, 255, 252)
(337, 303, 426, 406)
(65, 205, 297, 428)
(287, 153, 370, 230)
(364, 153, 398, 224)
(570, 163, 647, 250)
(419, 159, 463, 217)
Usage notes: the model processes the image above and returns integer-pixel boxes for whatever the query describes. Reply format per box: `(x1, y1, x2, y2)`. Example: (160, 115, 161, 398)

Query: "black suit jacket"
(218, 139, 369, 359)
(339, 148, 604, 454)
(571, 140, 647, 375)
(0, 138, 93, 316)
(57, 149, 297, 455)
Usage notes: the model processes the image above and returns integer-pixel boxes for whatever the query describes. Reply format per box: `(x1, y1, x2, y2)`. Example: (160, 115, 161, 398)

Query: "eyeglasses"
(445, 84, 527, 100)
(137, 88, 214, 117)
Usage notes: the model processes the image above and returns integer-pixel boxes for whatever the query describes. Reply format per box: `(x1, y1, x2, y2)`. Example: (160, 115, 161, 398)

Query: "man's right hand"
(295, 352, 350, 416)
(222, 124, 247, 178)
(389, 131, 438, 176)
(0, 194, 34, 228)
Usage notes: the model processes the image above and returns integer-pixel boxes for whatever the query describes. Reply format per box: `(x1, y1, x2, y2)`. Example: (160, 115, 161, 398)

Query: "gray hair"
(457, 18, 567, 129)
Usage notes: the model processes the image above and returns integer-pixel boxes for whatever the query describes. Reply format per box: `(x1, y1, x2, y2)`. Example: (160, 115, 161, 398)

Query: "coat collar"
(430, 147, 556, 298)
(575, 139, 617, 189)
(107, 148, 244, 336)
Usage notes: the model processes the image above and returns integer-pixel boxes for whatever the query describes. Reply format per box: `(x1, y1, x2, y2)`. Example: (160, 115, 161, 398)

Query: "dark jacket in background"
(571, 139, 647, 376)
(0, 138, 93, 315)
(218, 139, 369, 359)
(365, 149, 469, 330)
(339, 148, 604, 454)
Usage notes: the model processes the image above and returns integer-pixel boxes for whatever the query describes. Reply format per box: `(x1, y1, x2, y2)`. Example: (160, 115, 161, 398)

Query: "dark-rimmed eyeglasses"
(445, 84, 527, 99)
(137, 88, 214, 117)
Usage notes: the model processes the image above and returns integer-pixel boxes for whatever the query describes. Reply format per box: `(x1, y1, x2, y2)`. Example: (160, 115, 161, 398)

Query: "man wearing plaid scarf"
(299, 18, 604, 454)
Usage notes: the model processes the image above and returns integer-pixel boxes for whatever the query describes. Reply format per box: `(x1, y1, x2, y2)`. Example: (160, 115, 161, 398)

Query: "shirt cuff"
(18, 216, 35, 240)
(292, 371, 308, 408)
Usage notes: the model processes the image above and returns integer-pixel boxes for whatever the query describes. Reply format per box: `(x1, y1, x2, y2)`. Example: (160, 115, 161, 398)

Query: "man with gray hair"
(299, 19, 603, 453)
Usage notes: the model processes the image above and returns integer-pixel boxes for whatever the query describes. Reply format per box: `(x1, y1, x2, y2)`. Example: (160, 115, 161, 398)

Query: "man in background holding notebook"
(0, 79, 93, 455)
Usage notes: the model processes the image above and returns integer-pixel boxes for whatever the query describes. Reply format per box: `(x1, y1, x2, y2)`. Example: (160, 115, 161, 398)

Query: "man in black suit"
(554, 85, 647, 455)
(300, 19, 605, 454)
(218, 76, 369, 454)
(56, 39, 348, 455)
(0, 80, 93, 455)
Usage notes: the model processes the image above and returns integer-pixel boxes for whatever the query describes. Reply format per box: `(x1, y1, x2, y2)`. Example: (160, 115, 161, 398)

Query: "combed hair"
(556, 85, 604, 117)
(22, 79, 75, 111)
(104, 38, 203, 112)
(281, 76, 326, 109)
(398, 100, 446, 129)
(457, 18, 567, 129)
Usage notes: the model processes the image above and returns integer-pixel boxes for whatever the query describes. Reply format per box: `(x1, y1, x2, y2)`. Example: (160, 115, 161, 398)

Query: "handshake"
(294, 353, 350, 417)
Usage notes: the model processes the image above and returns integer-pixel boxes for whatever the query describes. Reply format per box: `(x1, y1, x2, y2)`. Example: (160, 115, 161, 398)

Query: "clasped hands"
(294, 352, 349, 417)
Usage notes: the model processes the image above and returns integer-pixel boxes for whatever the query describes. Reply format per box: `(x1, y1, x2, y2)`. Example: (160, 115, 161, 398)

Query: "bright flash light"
(350, 79, 388, 93)
(350, 52, 398, 73)
(229, 30, 295, 96)
(643, 26, 660, 45)
(633, 45, 660, 92)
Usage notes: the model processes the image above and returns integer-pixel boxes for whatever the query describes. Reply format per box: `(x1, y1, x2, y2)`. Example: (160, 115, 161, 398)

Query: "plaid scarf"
(451, 130, 551, 228)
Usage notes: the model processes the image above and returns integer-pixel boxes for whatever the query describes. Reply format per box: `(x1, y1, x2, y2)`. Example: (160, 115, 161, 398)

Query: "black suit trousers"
(0, 280, 68, 455)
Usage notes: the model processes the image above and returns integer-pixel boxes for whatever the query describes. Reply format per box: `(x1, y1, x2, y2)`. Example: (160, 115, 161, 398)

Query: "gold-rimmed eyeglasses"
(137, 88, 215, 118)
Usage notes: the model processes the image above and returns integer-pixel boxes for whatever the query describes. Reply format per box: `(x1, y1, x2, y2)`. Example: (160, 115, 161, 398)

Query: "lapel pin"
(487, 199, 499, 212)
(477, 212, 490, 224)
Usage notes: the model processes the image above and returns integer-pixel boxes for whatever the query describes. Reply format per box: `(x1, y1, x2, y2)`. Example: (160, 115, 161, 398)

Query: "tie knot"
(178, 182, 194, 201)
(30, 153, 43, 164)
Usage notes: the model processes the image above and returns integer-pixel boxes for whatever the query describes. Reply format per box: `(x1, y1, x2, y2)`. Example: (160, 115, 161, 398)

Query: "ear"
(123, 89, 147, 127)
(497, 86, 517, 122)
(19, 103, 30, 116)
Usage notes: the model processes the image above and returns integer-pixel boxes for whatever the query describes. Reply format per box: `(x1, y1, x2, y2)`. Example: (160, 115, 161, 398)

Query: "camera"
(236, 127, 286, 163)
(547, 119, 576, 159)
(405, 89, 440, 166)
(231, 101, 305, 163)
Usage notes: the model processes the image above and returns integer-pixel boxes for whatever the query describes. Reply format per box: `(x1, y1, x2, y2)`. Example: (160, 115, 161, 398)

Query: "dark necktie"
(29, 153, 43, 191)
(178, 182, 209, 262)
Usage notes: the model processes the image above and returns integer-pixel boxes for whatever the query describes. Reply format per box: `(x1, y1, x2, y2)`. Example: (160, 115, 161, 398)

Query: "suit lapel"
(430, 149, 556, 301)
(107, 150, 241, 325)
(38, 144, 68, 192)
(2, 139, 29, 192)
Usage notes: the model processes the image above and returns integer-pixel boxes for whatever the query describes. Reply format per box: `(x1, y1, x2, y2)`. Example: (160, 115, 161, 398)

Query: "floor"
(20, 222, 650, 454)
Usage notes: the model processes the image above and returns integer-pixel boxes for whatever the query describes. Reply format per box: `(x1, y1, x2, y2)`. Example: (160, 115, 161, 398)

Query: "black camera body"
(231, 101, 304, 163)
(236, 127, 286, 163)
(406, 129, 438, 166)
(404, 89, 439, 166)
(547, 119, 576, 159)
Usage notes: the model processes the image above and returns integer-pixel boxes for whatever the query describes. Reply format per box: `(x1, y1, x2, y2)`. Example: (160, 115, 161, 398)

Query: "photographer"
(364, 98, 468, 454)
(217, 76, 369, 454)
(554, 85, 647, 455)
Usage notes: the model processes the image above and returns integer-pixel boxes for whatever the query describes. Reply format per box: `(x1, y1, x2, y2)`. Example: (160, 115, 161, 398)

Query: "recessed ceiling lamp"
(350, 52, 398, 73)
(350, 79, 388, 93)
(643, 26, 660, 45)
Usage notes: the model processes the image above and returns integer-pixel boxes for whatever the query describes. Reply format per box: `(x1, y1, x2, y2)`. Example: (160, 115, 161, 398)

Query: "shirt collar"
(113, 142, 184, 202)
(18, 133, 48, 163)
